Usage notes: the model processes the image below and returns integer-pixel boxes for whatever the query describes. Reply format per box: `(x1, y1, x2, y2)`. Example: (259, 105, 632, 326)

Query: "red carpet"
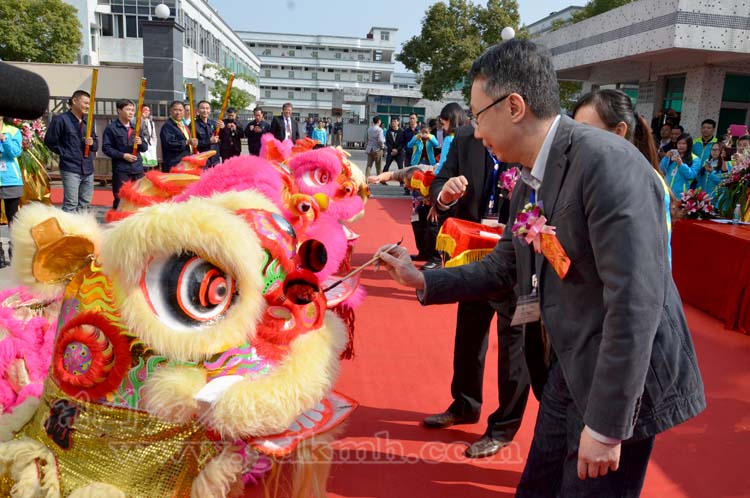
(328, 198, 750, 498)
(50, 187, 113, 207)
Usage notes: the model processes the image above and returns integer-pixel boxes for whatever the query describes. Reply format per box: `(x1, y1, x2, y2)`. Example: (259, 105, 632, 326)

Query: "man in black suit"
(218, 107, 244, 161)
(269, 102, 300, 142)
(383, 117, 405, 172)
(424, 125, 531, 458)
(245, 107, 270, 156)
(379, 40, 705, 497)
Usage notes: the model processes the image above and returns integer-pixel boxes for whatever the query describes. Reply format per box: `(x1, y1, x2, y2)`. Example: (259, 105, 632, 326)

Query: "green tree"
(559, 81, 583, 112)
(0, 0, 82, 63)
(204, 64, 257, 112)
(397, 0, 525, 101)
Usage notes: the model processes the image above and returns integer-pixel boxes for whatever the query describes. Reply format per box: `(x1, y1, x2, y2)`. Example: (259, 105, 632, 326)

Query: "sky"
(209, 0, 586, 70)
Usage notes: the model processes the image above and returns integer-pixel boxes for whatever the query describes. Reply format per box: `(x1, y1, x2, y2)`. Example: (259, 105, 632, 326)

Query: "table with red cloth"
(672, 220, 750, 334)
(436, 217, 504, 268)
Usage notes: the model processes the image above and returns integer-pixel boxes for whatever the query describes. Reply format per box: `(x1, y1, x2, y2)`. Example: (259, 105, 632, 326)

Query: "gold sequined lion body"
(0, 164, 358, 498)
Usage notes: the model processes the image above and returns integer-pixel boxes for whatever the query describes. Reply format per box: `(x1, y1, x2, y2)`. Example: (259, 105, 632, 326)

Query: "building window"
(265, 90, 271, 98)
(264, 69, 271, 77)
(125, 15, 138, 38)
(289, 71, 294, 79)
(373, 72, 381, 82)
(358, 53, 364, 61)
(311, 92, 317, 101)
(335, 52, 341, 60)
(288, 91, 295, 99)
(381, 31, 389, 41)
(312, 72, 317, 80)
(334, 73, 341, 81)
(663, 76, 686, 114)
(374, 50, 382, 61)
(357, 73, 363, 82)
(312, 51, 318, 58)
(262, 49, 271, 56)
(100, 14, 113, 37)
(288, 50, 295, 56)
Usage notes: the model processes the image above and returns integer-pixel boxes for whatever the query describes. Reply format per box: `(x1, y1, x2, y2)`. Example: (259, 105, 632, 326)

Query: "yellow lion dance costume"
(0, 149, 366, 497)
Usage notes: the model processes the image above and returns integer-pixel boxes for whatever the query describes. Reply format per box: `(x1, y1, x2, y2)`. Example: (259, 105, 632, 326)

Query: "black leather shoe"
(422, 411, 480, 429)
(420, 261, 441, 270)
(464, 436, 510, 459)
(410, 253, 428, 261)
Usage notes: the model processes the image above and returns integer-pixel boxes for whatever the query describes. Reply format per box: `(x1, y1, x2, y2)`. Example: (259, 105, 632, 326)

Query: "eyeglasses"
(469, 94, 512, 128)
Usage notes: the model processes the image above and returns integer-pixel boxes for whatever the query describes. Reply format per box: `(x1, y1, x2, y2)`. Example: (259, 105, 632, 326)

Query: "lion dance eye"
(301, 168, 330, 187)
(141, 253, 236, 329)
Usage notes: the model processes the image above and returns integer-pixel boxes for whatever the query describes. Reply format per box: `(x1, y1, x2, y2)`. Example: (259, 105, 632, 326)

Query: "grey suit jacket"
(422, 116, 705, 440)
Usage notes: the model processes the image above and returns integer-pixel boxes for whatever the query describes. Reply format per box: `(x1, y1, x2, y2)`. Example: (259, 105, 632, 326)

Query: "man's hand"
(123, 153, 138, 163)
(377, 245, 426, 290)
(427, 205, 439, 223)
(210, 136, 219, 144)
(189, 138, 198, 147)
(577, 429, 621, 480)
(134, 136, 142, 145)
(439, 176, 469, 205)
(84, 137, 94, 146)
(216, 121, 226, 129)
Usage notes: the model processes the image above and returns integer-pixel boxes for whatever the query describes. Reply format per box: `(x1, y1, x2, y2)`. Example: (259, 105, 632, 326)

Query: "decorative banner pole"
(186, 83, 197, 153)
(132, 78, 147, 155)
(83, 68, 99, 158)
(214, 74, 235, 137)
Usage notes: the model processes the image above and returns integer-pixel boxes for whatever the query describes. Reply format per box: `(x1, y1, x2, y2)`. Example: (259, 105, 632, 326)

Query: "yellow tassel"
(444, 249, 493, 268)
(435, 233, 457, 256)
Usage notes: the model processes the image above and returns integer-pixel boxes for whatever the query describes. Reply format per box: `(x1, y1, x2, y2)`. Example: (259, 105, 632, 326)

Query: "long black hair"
(675, 133, 694, 166)
(438, 102, 467, 136)
(572, 89, 660, 170)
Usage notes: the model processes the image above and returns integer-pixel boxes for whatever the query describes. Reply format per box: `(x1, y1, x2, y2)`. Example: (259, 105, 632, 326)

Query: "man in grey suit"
(378, 40, 705, 497)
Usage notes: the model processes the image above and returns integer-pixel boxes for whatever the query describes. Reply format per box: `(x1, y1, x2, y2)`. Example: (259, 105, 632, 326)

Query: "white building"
(392, 72, 419, 90)
(64, 0, 260, 106)
(536, 0, 750, 135)
(527, 6, 584, 37)
(238, 27, 399, 119)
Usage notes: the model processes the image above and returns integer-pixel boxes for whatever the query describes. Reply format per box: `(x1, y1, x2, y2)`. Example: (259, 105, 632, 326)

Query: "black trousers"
(448, 297, 530, 441)
(516, 361, 654, 498)
(383, 151, 404, 172)
(112, 170, 144, 209)
(2, 197, 21, 228)
(410, 202, 440, 261)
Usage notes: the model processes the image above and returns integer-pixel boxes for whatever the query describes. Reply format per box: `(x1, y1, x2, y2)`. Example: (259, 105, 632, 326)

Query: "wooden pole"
(186, 83, 197, 154)
(131, 78, 147, 155)
(214, 74, 235, 137)
(83, 68, 99, 158)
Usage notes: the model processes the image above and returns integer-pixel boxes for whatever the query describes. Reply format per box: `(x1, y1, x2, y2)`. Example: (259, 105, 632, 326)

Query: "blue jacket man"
(102, 99, 149, 209)
(44, 91, 99, 212)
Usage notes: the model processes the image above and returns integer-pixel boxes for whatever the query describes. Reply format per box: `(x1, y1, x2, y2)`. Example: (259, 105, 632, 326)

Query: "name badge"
(410, 212, 419, 223)
(510, 294, 541, 326)
(0, 161, 6, 172)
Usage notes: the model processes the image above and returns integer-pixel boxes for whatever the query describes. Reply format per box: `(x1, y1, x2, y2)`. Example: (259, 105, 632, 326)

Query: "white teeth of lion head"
(193, 375, 244, 405)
